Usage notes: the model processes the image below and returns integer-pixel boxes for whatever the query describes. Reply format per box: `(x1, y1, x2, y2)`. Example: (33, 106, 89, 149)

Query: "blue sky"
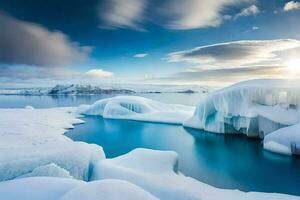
(1, 0, 300, 87)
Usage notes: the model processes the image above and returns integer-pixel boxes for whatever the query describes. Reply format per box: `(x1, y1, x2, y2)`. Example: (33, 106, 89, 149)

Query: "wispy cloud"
(157, 0, 253, 30)
(86, 69, 114, 78)
(167, 39, 300, 68)
(284, 1, 300, 12)
(99, 0, 254, 30)
(133, 53, 148, 58)
(159, 39, 300, 86)
(151, 65, 287, 86)
(234, 5, 260, 19)
(0, 13, 91, 66)
(99, 0, 147, 31)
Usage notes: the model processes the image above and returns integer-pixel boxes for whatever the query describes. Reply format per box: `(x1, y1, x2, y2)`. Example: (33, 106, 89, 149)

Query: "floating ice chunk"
(59, 179, 158, 200)
(25, 105, 34, 110)
(264, 122, 300, 155)
(16, 163, 72, 179)
(78, 96, 194, 124)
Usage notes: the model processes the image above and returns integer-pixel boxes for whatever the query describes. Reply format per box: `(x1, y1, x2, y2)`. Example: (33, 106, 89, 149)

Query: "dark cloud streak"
(0, 13, 92, 67)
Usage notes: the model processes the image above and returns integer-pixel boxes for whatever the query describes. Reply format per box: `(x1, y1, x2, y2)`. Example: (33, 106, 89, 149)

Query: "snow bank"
(79, 96, 194, 124)
(0, 107, 105, 181)
(0, 177, 83, 200)
(0, 177, 158, 200)
(78, 96, 194, 124)
(16, 163, 72, 179)
(92, 148, 299, 200)
(60, 179, 158, 200)
(184, 79, 300, 155)
(1, 148, 299, 200)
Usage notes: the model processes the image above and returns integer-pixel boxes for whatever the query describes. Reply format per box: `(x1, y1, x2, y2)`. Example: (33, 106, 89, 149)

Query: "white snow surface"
(92, 148, 299, 200)
(16, 163, 73, 179)
(0, 107, 105, 181)
(0, 149, 299, 200)
(59, 179, 158, 200)
(184, 79, 300, 155)
(78, 96, 194, 124)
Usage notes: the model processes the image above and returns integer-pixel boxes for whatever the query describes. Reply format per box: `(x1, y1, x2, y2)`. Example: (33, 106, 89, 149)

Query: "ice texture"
(0, 107, 105, 181)
(16, 163, 72, 179)
(60, 179, 158, 200)
(184, 79, 300, 155)
(78, 96, 194, 124)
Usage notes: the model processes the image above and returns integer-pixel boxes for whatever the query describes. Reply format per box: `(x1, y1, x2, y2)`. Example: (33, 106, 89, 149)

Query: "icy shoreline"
(1, 89, 300, 199)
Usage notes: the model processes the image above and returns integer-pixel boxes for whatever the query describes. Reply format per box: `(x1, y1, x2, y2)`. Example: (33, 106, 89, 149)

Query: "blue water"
(1, 94, 300, 196)
(66, 116, 300, 196)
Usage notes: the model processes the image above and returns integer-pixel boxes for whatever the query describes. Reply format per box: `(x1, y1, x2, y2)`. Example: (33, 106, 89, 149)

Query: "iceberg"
(78, 96, 194, 124)
(184, 79, 300, 155)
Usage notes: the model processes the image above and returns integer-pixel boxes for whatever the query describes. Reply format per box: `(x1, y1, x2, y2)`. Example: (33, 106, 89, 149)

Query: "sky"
(1, 0, 300, 88)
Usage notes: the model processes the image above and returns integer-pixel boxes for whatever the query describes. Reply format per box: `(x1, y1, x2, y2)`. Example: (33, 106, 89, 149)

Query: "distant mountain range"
(0, 84, 210, 95)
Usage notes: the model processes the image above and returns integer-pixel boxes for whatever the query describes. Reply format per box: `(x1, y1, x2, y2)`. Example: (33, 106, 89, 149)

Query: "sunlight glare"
(287, 59, 300, 73)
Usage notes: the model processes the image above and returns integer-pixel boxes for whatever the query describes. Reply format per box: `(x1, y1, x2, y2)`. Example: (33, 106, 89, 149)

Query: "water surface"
(66, 116, 300, 196)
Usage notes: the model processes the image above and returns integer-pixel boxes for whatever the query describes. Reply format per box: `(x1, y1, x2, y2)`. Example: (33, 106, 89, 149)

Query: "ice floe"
(78, 96, 194, 124)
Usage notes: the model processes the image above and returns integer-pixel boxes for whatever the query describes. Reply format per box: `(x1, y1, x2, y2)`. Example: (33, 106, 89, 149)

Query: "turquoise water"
(66, 116, 300, 196)
(1, 94, 300, 196)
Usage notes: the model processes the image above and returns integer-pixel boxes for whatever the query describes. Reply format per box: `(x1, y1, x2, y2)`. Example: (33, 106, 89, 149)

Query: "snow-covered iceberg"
(78, 96, 194, 124)
(0, 107, 105, 181)
(184, 79, 300, 155)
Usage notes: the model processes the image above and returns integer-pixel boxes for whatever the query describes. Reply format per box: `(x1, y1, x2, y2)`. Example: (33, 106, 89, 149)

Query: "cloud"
(0, 64, 80, 80)
(167, 39, 300, 68)
(158, 0, 252, 30)
(99, 0, 254, 30)
(133, 53, 148, 58)
(234, 5, 259, 19)
(86, 69, 114, 78)
(147, 65, 292, 86)
(99, 0, 147, 30)
(284, 1, 300, 12)
(0, 13, 91, 67)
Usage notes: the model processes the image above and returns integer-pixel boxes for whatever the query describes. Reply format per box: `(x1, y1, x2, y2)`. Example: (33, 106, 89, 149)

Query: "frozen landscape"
(1, 0, 300, 198)
(0, 79, 300, 199)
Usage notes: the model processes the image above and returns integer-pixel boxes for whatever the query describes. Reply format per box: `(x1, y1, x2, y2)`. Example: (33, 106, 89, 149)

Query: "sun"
(287, 59, 300, 73)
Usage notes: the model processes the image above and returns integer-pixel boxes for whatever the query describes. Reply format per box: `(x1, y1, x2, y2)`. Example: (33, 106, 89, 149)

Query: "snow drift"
(92, 148, 299, 200)
(1, 149, 299, 200)
(0, 107, 105, 181)
(78, 96, 194, 124)
(184, 79, 300, 155)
